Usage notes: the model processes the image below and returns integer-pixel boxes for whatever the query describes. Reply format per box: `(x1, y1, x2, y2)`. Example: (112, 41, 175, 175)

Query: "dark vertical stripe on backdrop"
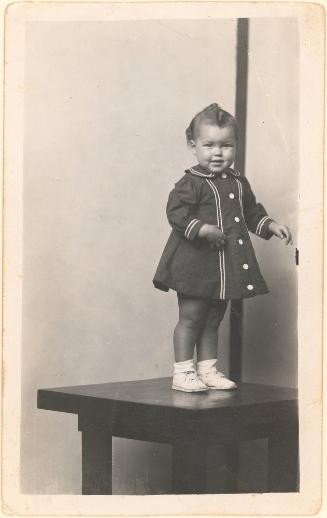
(229, 18, 249, 384)
(235, 18, 249, 175)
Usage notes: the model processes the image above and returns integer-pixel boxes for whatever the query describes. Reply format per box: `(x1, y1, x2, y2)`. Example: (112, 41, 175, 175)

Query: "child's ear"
(188, 140, 197, 156)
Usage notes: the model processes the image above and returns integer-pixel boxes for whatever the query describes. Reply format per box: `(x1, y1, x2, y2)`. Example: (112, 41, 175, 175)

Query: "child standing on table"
(153, 103, 293, 393)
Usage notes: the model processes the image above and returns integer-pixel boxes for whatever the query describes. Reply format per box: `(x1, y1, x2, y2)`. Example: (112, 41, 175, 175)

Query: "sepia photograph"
(2, 1, 323, 516)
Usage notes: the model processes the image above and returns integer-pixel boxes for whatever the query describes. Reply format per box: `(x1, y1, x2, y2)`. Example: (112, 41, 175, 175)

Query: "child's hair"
(186, 103, 238, 144)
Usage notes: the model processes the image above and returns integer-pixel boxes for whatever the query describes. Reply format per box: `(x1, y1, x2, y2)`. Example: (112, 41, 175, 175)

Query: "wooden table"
(37, 377, 299, 494)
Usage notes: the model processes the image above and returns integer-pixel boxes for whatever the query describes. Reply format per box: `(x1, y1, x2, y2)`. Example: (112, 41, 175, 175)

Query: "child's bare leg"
(196, 300, 236, 389)
(173, 293, 210, 362)
(196, 300, 228, 361)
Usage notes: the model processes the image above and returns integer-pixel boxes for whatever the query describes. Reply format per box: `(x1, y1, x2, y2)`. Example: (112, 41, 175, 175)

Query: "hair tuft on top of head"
(185, 103, 237, 144)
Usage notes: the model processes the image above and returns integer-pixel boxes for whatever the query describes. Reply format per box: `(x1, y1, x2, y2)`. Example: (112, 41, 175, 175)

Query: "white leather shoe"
(199, 371, 237, 390)
(172, 370, 209, 392)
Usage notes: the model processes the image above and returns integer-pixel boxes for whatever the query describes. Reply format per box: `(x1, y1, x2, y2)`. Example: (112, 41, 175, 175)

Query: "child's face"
(189, 123, 236, 174)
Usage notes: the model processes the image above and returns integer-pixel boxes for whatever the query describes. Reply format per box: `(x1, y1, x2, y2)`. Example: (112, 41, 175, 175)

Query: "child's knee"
(179, 316, 203, 332)
(177, 294, 210, 330)
(179, 308, 207, 330)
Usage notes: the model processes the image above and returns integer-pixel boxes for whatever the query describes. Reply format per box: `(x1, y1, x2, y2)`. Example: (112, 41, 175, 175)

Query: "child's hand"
(268, 221, 293, 245)
(198, 224, 227, 250)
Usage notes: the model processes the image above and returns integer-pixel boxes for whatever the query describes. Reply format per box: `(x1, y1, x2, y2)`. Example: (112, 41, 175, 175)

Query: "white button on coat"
(247, 284, 254, 290)
(238, 239, 244, 245)
(229, 193, 235, 199)
(243, 264, 249, 270)
(234, 216, 240, 222)
(221, 173, 227, 179)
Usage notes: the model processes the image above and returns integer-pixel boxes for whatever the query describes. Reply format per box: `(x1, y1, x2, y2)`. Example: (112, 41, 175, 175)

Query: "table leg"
(81, 428, 113, 495)
(205, 444, 239, 494)
(172, 439, 208, 494)
(224, 445, 239, 493)
(267, 426, 299, 492)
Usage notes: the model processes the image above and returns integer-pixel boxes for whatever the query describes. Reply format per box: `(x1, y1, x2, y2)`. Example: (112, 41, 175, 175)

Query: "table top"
(38, 377, 297, 415)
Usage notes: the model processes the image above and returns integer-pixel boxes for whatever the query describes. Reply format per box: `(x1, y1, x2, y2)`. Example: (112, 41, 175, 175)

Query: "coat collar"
(186, 164, 241, 179)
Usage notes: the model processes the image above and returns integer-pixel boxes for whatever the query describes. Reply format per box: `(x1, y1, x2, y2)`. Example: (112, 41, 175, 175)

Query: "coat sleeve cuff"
(255, 217, 274, 240)
(184, 219, 204, 240)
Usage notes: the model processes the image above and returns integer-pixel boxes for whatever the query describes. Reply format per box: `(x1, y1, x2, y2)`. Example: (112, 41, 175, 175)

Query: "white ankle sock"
(173, 358, 195, 375)
(197, 358, 218, 374)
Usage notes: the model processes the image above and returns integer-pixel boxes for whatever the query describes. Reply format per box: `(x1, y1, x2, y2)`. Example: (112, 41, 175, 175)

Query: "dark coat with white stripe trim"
(153, 165, 274, 300)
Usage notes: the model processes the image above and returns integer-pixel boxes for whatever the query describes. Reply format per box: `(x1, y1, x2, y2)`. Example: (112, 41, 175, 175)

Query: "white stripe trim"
(256, 216, 269, 235)
(234, 178, 244, 219)
(185, 218, 199, 239)
(218, 251, 224, 299)
(207, 180, 220, 228)
(207, 180, 224, 234)
(206, 179, 226, 299)
(221, 250, 226, 299)
(189, 167, 215, 179)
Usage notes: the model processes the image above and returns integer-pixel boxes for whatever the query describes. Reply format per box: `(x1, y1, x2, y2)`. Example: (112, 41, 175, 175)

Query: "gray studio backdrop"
(21, 18, 298, 494)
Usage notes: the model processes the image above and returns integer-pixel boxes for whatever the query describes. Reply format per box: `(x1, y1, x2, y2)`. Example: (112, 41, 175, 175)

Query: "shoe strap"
(184, 370, 200, 381)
